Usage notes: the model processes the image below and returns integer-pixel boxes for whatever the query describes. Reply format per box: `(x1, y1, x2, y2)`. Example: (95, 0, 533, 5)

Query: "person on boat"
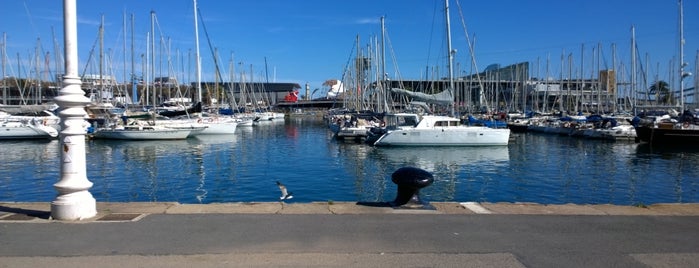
(680, 110, 697, 125)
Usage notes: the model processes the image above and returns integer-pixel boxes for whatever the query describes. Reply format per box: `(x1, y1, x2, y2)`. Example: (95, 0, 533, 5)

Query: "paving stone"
(432, 202, 474, 214)
(96, 213, 145, 222)
(481, 202, 607, 215)
(278, 202, 332, 214)
(97, 202, 177, 214)
(589, 204, 662, 215)
(648, 203, 699, 215)
(165, 203, 281, 214)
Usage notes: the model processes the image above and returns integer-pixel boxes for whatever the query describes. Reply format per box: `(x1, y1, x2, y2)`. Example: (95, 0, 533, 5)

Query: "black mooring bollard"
(390, 166, 434, 209)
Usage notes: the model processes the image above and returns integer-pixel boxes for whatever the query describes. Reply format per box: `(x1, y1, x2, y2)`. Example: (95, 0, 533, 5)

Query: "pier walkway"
(1, 202, 699, 267)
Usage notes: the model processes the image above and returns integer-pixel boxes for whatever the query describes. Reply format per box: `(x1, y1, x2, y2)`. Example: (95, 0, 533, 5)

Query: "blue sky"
(1, 0, 697, 95)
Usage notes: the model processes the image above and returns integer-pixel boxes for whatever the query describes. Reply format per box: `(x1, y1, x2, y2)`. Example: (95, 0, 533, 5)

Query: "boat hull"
(374, 127, 510, 146)
(91, 127, 192, 140)
(506, 123, 529, 133)
(199, 121, 237, 135)
(634, 125, 699, 145)
(0, 122, 58, 140)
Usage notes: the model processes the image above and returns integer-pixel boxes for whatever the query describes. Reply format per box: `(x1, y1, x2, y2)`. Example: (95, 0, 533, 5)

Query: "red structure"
(283, 90, 299, 102)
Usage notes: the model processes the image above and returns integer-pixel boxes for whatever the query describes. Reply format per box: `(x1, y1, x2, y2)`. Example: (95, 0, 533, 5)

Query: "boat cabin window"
(397, 116, 418, 127)
(435, 120, 459, 127)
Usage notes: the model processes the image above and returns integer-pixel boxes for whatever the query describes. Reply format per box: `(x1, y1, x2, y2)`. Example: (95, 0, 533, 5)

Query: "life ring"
(197, 118, 202, 123)
(683, 122, 690, 129)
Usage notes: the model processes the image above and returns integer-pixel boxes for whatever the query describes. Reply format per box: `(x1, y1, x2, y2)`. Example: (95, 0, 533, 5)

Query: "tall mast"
(122, 11, 127, 89)
(552, 49, 565, 111)
(631, 26, 636, 115)
(193, 0, 202, 104)
(2, 32, 5, 105)
(150, 11, 155, 107)
(596, 43, 601, 113)
(612, 43, 617, 113)
(145, 31, 149, 106)
(695, 50, 698, 104)
(51, 27, 62, 84)
(577, 44, 583, 113)
(99, 15, 103, 103)
(380, 16, 387, 113)
(445, 0, 455, 117)
(131, 13, 137, 104)
(678, 0, 687, 111)
(694, 50, 699, 108)
(544, 54, 550, 112)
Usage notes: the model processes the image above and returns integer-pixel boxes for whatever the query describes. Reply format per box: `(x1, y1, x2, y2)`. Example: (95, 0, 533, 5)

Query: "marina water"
(1, 117, 698, 205)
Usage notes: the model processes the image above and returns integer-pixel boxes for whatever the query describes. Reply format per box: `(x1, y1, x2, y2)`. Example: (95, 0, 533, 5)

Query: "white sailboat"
(0, 115, 59, 139)
(0, 110, 61, 139)
(189, 0, 238, 135)
(91, 10, 194, 141)
(91, 111, 202, 140)
(196, 115, 238, 134)
(372, 0, 510, 146)
(91, 124, 192, 140)
(163, 114, 236, 135)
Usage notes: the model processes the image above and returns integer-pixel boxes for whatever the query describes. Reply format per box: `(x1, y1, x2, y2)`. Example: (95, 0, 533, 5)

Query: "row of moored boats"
(507, 114, 638, 141)
(327, 108, 699, 146)
(0, 103, 286, 140)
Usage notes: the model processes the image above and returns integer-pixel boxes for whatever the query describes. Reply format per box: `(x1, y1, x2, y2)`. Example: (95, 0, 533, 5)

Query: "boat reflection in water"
(373, 146, 510, 171)
(87, 139, 197, 202)
(188, 135, 239, 202)
(0, 140, 60, 201)
(87, 136, 238, 203)
(350, 146, 511, 202)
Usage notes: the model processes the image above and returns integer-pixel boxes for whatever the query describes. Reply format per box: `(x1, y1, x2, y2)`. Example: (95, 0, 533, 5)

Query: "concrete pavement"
(1, 202, 699, 267)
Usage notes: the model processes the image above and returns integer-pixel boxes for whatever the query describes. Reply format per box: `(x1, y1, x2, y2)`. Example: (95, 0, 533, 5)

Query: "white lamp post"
(51, 0, 97, 221)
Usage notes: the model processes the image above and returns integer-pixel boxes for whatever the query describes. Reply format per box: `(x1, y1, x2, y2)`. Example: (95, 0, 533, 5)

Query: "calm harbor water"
(1, 117, 698, 205)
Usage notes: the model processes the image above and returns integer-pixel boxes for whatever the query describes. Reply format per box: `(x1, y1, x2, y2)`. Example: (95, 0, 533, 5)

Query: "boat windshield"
(397, 116, 418, 127)
(435, 120, 459, 127)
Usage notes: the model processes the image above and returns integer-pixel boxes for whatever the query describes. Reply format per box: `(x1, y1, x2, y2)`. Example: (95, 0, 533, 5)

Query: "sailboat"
(372, 0, 510, 146)
(91, 12, 195, 140)
(0, 111, 59, 139)
(90, 122, 193, 140)
(632, 0, 697, 145)
(186, 0, 238, 135)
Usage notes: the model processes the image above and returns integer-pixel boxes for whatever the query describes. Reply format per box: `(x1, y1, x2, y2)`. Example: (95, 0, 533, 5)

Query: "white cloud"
(353, 18, 379, 25)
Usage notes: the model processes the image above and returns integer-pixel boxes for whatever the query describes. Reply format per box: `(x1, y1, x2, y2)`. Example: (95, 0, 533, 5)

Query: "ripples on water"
(1, 117, 698, 205)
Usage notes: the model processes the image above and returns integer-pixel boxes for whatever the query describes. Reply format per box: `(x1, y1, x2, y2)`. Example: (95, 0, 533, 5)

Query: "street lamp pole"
(51, 0, 97, 221)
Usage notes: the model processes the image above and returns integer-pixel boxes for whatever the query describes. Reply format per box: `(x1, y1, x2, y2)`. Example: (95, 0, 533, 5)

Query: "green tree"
(648, 80, 674, 105)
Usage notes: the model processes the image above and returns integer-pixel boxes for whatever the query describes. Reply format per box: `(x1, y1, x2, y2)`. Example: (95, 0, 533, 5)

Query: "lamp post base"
(50, 191, 96, 221)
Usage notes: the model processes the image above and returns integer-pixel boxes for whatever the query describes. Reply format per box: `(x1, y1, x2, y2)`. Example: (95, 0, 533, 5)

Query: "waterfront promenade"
(1, 201, 699, 267)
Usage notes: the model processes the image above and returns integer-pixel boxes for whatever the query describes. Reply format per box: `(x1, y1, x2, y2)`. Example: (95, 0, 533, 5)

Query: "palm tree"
(648, 80, 674, 105)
